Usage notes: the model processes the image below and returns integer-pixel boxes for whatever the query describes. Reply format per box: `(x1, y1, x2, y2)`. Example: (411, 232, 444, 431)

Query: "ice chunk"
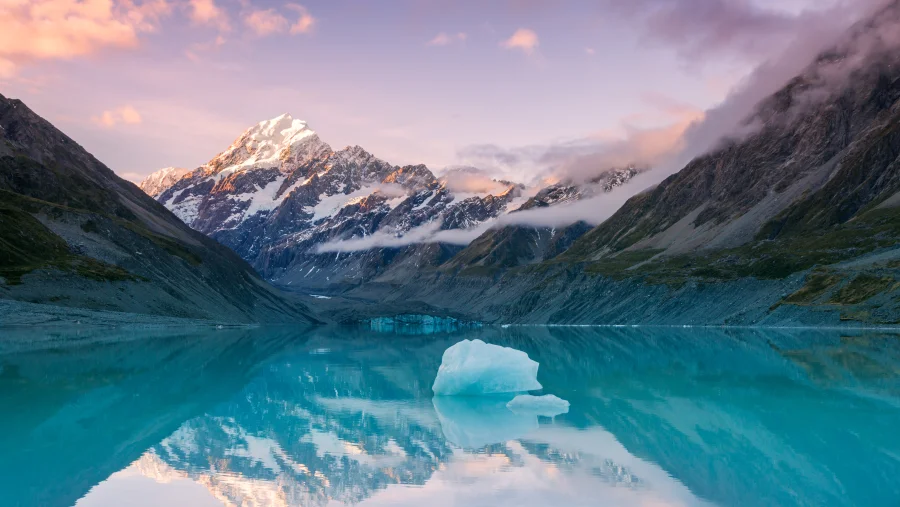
(506, 394, 570, 417)
(432, 396, 538, 448)
(432, 339, 542, 395)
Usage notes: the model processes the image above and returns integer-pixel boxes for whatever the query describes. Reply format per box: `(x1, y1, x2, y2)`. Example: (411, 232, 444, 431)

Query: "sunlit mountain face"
(3, 326, 900, 507)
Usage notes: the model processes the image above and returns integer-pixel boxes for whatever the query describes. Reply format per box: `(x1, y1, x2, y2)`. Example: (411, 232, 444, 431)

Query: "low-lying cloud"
(314, 172, 656, 253)
(456, 97, 704, 186)
(666, 0, 892, 174)
(316, 220, 488, 253)
(438, 166, 516, 194)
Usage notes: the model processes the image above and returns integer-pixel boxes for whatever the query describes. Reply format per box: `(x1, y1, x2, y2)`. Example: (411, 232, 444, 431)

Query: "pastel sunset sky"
(0, 0, 882, 183)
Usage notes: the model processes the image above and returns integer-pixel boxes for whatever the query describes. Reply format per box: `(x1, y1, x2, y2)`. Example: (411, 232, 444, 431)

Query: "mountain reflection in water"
(1, 325, 899, 507)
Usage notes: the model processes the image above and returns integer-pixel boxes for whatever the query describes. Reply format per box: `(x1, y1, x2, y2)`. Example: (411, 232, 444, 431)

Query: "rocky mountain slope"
(332, 0, 900, 326)
(138, 166, 191, 197)
(0, 94, 316, 324)
(443, 166, 640, 272)
(146, 116, 637, 291)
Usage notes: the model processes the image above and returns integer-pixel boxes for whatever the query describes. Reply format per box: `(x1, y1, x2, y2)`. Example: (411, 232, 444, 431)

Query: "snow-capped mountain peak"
(248, 113, 315, 150)
(207, 113, 328, 175)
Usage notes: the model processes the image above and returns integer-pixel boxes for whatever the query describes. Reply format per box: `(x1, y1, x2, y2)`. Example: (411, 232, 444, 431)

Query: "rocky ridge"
(148, 116, 639, 291)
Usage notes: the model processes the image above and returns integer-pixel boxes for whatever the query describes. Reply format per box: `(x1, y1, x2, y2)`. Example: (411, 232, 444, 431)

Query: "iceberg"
(506, 394, 570, 417)
(432, 396, 539, 448)
(432, 339, 542, 395)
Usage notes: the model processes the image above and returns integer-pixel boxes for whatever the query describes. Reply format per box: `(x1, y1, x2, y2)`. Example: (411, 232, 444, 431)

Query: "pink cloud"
(244, 8, 288, 36)
(0, 0, 170, 75)
(428, 32, 467, 46)
(188, 0, 230, 31)
(244, 4, 316, 37)
(91, 105, 143, 127)
(456, 94, 705, 184)
(0, 59, 16, 79)
(184, 34, 226, 61)
(502, 28, 539, 54)
(286, 3, 315, 34)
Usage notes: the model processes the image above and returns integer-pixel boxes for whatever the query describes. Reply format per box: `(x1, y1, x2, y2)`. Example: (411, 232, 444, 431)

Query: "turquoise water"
(2, 325, 900, 506)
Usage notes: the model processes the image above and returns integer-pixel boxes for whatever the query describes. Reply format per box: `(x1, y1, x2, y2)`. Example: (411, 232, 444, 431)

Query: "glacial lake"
(2, 325, 899, 507)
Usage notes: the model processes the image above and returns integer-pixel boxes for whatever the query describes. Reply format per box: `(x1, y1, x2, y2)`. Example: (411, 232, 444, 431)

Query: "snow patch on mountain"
(170, 193, 204, 225)
(224, 176, 296, 227)
(309, 183, 408, 222)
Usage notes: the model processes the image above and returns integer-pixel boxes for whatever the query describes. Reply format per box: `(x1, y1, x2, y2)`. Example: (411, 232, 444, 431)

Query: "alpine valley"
(7, 2, 900, 506)
(136, 0, 900, 327)
(3, 0, 900, 328)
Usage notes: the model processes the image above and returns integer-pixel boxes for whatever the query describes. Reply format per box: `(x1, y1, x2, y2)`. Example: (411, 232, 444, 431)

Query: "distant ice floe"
(432, 339, 542, 395)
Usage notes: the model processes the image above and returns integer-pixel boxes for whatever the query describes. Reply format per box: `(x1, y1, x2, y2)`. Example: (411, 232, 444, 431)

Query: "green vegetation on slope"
(0, 195, 140, 284)
(574, 206, 900, 287)
(830, 275, 897, 305)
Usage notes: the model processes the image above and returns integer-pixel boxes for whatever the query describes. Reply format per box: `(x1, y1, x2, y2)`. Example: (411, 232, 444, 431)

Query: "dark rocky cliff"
(0, 94, 317, 324)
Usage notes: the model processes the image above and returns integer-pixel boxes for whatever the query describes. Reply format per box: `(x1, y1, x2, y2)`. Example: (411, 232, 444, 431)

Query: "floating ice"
(432, 396, 538, 448)
(506, 394, 570, 417)
(432, 339, 542, 395)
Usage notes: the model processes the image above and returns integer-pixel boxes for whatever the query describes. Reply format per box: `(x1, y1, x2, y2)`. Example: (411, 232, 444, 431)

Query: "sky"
(0, 0, 884, 184)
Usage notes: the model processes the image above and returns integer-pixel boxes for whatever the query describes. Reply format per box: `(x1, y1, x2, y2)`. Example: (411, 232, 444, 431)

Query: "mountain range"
(139, 0, 900, 326)
(142, 116, 639, 292)
(3, 0, 900, 327)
